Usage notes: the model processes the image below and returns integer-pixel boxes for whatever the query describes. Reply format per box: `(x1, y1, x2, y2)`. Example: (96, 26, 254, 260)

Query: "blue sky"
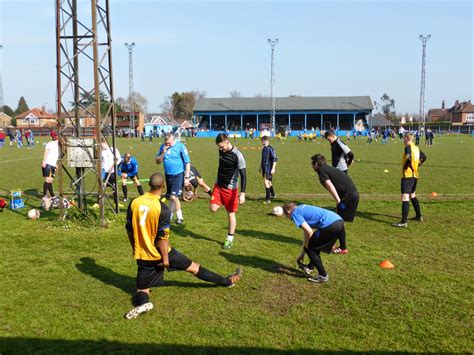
(0, 0, 472, 114)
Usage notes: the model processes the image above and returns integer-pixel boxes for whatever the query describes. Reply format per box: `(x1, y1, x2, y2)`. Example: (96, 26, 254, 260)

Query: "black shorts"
(308, 220, 345, 254)
(42, 164, 56, 178)
(189, 177, 199, 189)
(401, 178, 417, 194)
(165, 173, 184, 197)
(262, 170, 273, 181)
(337, 191, 359, 222)
(136, 248, 192, 289)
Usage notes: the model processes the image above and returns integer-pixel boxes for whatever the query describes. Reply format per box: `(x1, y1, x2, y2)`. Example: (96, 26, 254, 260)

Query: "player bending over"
(283, 202, 347, 283)
(124, 172, 243, 320)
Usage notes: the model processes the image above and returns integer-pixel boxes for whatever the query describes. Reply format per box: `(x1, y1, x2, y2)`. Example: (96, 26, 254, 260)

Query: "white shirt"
(101, 147, 122, 173)
(44, 140, 59, 166)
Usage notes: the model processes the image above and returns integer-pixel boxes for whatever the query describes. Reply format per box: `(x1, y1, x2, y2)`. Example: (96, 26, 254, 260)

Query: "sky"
(0, 0, 472, 115)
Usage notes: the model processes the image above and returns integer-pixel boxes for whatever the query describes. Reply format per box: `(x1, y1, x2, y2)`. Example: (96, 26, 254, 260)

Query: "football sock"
(270, 186, 275, 197)
(43, 182, 48, 196)
(122, 185, 128, 199)
(307, 250, 327, 277)
(338, 229, 347, 250)
(47, 183, 54, 197)
(401, 201, 409, 223)
(265, 187, 271, 201)
(226, 234, 234, 242)
(411, 197, 421, 217)
(196, 266, 231, 286)
(134, 291, 149, 306)
(206, 189, 212, 196)
(137, 185, 144, 195)
(176, 210, 183, 220)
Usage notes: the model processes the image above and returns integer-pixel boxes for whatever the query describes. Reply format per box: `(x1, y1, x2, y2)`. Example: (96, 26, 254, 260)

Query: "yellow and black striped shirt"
(126, 192, 171, 261)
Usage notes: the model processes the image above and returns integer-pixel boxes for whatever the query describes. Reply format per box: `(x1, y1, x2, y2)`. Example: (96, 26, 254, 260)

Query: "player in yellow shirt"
(392, 133, 427, 227)
(124, 172, 243, 320)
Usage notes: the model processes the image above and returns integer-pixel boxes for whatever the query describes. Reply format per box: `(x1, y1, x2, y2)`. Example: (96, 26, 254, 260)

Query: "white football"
(28, 208, 40, 220)
(272, 206, 284, 216)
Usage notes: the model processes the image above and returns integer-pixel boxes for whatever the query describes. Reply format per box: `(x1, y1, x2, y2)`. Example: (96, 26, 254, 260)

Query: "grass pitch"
(0, 134, 473, 353)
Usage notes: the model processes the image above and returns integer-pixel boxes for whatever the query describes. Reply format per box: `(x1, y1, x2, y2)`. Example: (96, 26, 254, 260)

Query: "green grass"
(0, 135, 473, 353)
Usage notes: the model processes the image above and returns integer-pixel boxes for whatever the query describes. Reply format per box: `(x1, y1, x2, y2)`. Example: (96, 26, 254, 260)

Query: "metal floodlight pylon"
(267, 39, 278, 134)
(55, 0, 118, 227)
(418, 34, 431, 131)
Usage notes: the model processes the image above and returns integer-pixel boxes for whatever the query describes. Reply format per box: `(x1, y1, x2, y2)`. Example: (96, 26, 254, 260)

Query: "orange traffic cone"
(379, 260, 395, 269)
(431, 192, 438, 197)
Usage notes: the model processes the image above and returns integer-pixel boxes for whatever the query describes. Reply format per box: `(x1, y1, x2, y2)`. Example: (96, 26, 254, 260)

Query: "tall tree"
(2, 105, 14, 117)
(170, 90, 206, 121)
(15, 96, 29, 115)
(379, 93, 398, 124)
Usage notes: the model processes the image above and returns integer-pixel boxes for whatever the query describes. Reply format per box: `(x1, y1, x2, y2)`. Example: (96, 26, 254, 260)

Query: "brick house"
(448, 100, 474, 125)
(15, 108, 57, 128)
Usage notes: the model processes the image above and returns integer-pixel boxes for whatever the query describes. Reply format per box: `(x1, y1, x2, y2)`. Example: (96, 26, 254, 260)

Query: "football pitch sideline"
(0, 134, 473, 353)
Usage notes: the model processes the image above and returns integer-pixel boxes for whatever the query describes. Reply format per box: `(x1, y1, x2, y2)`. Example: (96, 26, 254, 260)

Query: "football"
(28, 208, 40, 220)
(272, 206, 284, 216)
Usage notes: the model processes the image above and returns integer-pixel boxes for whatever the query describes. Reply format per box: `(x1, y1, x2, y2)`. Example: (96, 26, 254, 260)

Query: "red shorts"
(210, 185, 239, 213)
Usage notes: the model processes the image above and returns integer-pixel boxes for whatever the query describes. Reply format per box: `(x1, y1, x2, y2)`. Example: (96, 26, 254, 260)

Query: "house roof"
(448, 101, 474, 113)
(0, 112, 12, 124)
(16, 108, 57, 120)
(194, 96, 373, 113)
(428, 109, 447, 116)
(369, 113, 392, 127)
(180, 120, 193, 128)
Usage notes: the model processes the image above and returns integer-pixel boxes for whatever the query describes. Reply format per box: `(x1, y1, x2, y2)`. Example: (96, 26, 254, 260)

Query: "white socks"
(176, 210, 183, 220)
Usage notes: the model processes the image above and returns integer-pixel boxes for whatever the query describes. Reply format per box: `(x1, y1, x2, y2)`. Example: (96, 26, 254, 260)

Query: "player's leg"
(263, 176, 272, 203)
(393, 178, 412, 227)
(210, 184, 222, 212)
(121, 174, 128, 201)
(171, 173, 184, 223)
(410, 180, 422, 221)
(331, 221, 348, 254)
(305, 248, 328, 282)
(125, 260, 163, 320)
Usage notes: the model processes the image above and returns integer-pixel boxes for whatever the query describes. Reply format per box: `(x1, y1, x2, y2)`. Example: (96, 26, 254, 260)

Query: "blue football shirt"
(157, 141, 191, 176)
(291, 204, 341, 230)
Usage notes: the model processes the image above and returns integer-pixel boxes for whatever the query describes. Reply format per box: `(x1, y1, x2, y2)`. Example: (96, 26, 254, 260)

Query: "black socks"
(196, 267, 231, 286)
(411, 197, 421, 218)
(137, 185, 144, 195)
(401, 201, 409, 223)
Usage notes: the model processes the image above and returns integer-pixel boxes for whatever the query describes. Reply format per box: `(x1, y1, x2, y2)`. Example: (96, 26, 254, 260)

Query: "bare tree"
(229, 90, 242, 98)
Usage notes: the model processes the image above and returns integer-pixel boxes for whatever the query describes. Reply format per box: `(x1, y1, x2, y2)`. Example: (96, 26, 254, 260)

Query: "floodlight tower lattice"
(267, 39, 279, 134)
(418, 34, 431, 131)
(124, 43, 135, 135)
(55, 0, 118, 227)
(0, 45, 4, 111)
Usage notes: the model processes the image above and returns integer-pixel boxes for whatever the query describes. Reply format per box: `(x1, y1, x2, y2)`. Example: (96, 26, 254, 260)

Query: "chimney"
(441, 100, 445, 109)
(455, 100, 459, 107)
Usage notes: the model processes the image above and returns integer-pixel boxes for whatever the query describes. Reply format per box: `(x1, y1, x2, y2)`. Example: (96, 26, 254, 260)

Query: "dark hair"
(324, 130, 335, 139)
(149, 172, 164, 190)
(215, 133, 229, 144)
(261, 136, 270, 142)
(311, 154, 326, 167)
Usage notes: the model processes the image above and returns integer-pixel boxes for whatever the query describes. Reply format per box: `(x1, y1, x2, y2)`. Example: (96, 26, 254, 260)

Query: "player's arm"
(156, 203, 171, 268)
(419, 151, 427, 166)
(297, 222, 313, 261)
(130, 159, 139, 176)
(42, 147, 50, 168)
(239, 168, 247, 203)
(339, 140, 354, 166)
(323, 179, 341, 204)
(403, 145, 412, 170)
(184, 162, 191, 186)
(155, 145, 166, 164)
(125, 202, 135, 253)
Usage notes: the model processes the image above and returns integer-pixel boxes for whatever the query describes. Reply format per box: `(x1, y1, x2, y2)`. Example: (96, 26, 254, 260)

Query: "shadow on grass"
(75, 257, 218, 297)
(172, 224, 221, 245)
(238, 228, 300, 246)
(356, 210, 399, 224)
(0, 337, 400, 354)
(220, 252, 304, 278)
